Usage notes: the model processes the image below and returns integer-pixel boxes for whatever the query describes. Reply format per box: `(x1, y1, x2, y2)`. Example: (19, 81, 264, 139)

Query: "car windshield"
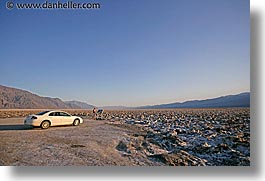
(36, 111, 50, 115)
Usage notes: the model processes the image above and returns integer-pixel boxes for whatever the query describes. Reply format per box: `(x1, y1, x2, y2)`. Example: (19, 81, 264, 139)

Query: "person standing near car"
(92, 107, 97, 120)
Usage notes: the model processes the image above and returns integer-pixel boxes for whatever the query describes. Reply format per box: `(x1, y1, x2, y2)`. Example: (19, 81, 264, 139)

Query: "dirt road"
(0, 118, 158, 166)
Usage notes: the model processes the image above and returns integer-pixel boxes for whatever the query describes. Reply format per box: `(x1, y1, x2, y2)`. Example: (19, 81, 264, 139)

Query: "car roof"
(48, 110, 71, 114)
(35, 110, 66, 114)
(35, 110, 73, 117)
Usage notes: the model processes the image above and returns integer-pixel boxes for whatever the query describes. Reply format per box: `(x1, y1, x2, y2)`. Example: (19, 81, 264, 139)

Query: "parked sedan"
(24, 110, 84, 129)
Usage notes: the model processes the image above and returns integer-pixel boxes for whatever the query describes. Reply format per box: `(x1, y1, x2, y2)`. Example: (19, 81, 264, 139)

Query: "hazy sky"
(0, 0, 250, 106)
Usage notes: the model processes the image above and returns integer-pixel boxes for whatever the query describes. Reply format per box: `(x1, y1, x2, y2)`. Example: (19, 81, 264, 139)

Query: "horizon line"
(0, 84, 250, 108)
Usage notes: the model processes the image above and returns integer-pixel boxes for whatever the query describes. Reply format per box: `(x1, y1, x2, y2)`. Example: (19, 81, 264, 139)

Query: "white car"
(24, 110, 84, 129)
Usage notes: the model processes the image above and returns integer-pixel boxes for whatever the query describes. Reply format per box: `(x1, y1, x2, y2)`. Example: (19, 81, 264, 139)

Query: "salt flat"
(0, 108, 250, 166)
(0, 118, 158, 166)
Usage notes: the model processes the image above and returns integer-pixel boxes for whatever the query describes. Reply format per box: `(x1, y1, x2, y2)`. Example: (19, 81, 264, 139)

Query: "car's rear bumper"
(24, 119, 40, 127)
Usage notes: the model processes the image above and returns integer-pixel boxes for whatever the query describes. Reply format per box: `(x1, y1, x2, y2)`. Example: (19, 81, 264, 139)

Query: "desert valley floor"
(0, 108, 250, 166)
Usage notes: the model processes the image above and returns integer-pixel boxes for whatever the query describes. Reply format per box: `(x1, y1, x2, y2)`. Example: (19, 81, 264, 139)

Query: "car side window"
(59, 112, 70, 117)
(49, 112, 55, 116)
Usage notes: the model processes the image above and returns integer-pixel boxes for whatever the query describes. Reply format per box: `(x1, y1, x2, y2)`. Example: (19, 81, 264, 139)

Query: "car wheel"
(73, 119, 80, 126)
(41, 120, 50, 129)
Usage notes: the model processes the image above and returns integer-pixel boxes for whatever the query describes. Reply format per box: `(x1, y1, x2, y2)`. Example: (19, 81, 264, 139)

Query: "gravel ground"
(0, 108, 250, 166)
(0, 118, 159, 166)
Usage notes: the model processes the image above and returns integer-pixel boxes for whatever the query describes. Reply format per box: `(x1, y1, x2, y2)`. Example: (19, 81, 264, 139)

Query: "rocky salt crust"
(105, 108, 250, 166)
(0, 108, 250, 166)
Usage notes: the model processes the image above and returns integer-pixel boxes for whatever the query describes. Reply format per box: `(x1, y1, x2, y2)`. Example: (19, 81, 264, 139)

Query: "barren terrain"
(0, 108, 250, 166)
(0, 118, 161, 166)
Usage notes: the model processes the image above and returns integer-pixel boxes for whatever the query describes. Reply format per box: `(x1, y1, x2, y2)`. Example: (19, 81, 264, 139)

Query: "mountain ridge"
(64, 100, 94, 109)
(0, 84, 94, 109)
(137, 92, 250, 109)
(0, 84, 250, 109)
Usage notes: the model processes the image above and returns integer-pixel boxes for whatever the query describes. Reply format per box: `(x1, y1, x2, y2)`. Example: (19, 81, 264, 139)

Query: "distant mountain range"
(138, 92, 250, 109)
(64, 100, 94, 109)
(0, 84, 250, 109)
(0, 85, 94, 109)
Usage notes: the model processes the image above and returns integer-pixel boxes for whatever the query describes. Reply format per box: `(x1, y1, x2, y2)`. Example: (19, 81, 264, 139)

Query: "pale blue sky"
(0, 0, 250, 106)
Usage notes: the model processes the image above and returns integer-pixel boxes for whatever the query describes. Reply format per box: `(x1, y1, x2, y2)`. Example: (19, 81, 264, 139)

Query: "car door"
(59, 112, 73, 125)
(48, 112, 61, 126)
